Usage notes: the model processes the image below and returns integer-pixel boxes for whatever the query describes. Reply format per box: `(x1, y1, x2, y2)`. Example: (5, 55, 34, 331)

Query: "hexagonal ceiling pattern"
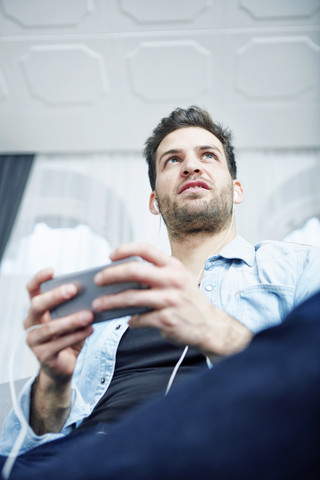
(0, 0, 319, 152)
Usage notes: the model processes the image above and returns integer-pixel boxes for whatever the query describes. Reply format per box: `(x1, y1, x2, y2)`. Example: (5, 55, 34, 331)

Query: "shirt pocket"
(236, 284, 295, 333)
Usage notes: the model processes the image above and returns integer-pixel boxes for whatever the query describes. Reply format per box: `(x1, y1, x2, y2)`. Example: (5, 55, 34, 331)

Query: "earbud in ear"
(154, 200, 160, 214)
(233, 191, 238, 203)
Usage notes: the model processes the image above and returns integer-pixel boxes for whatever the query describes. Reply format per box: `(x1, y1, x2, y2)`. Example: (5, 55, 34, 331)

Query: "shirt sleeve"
(0, 376, 91, 455)
(294, 246, 320, 308)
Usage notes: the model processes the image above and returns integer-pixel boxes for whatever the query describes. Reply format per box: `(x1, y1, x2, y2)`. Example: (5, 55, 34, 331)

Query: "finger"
(27, 283, 79, 326)
(128, 311, 168, 330)
(128, 310, 182, 343)
(94, 258, 183, 290)
(27, 310, 94, 348)
(27, 268, 54, 298)
(110, 243, 172, 268)
(33, 326, 94, 365)
(92, 287, 176, 313)
(128, 309, 201, 348)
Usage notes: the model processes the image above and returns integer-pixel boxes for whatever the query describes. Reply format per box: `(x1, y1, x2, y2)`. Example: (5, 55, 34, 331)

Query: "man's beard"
(157, 183, 234, 239)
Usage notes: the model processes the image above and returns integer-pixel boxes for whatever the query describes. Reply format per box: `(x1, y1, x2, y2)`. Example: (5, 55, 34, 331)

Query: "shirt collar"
(207, 235, 255, 267)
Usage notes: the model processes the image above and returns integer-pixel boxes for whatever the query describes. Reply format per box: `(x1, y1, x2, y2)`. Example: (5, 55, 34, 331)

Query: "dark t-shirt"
(78, 327, 207, 430)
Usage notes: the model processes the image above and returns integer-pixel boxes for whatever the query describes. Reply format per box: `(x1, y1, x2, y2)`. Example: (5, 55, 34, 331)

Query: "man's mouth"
(178, 181, 210, 195)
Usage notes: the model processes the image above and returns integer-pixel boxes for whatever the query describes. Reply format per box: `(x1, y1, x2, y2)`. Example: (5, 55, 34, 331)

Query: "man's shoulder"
(251, 240, 320, 286)
(223, 236, 319, 268)
(254, 239, 319, 258)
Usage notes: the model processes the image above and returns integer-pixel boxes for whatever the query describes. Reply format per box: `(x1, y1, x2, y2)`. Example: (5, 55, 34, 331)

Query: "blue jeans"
(2, 291, 320, 480)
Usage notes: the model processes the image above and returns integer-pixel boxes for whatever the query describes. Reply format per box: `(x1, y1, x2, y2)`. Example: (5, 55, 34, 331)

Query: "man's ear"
(233, 180, 244, 204)
(149, 191, 160, 215)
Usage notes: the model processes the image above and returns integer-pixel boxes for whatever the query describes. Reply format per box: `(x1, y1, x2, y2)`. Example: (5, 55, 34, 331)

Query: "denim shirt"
(1, 235, 319, 455)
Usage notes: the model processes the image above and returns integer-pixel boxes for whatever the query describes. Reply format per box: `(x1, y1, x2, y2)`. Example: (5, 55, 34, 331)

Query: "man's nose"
(181, 156, 202, 176)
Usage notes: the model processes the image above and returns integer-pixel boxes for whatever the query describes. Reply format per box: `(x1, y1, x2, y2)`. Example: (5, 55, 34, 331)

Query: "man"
(1, 106, 319, 462)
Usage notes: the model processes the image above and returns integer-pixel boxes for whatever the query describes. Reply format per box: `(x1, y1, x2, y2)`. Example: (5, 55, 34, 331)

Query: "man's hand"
(92, 243, 253, 357)
(24, 268, 94, 434)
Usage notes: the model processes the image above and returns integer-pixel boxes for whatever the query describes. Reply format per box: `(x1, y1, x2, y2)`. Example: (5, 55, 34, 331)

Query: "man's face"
(150, 126, 240, 237)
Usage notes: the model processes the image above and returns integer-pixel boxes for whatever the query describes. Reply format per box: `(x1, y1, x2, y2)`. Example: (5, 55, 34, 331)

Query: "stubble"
(157, 182, 234, 240)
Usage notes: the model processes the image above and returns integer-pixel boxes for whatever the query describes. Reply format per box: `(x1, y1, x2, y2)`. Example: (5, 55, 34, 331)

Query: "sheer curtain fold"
(0, 152, 161, 383)
(0, 154, 34, 263)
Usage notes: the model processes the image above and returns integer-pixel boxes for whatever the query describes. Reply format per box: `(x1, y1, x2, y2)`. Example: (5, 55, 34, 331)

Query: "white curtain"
(0, 152, 168, 383)
(235, 149, 320, 243)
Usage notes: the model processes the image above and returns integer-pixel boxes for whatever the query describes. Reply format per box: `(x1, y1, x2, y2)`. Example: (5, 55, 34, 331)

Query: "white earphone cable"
(1, 325, 41, 480)
(165, 345, 189, 396)
(165, 203, 236, 395)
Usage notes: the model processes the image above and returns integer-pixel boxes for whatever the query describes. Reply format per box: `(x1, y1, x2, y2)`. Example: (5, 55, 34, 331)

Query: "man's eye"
(203, 152, 216, 160)
(167, 157, 179, 164)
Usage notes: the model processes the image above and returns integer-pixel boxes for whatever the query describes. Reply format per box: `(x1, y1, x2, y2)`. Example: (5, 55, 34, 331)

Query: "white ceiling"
(0, 0, 319, 153)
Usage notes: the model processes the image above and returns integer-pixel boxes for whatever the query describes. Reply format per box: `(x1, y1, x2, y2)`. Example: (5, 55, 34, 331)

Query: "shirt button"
(115, 324, 121, 330)
(205, 285, 213, 292)
(100, 378, 106, 384)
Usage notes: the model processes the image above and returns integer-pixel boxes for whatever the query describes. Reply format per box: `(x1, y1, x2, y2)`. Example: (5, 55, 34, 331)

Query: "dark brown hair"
(144, 105, 237, 190)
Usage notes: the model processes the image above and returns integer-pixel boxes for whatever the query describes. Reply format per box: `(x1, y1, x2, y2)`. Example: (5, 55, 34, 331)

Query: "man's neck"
(169, 224, 237, 280)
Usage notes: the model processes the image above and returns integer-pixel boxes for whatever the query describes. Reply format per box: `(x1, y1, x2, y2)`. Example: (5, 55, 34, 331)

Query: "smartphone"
(41, 256, 152, 323)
